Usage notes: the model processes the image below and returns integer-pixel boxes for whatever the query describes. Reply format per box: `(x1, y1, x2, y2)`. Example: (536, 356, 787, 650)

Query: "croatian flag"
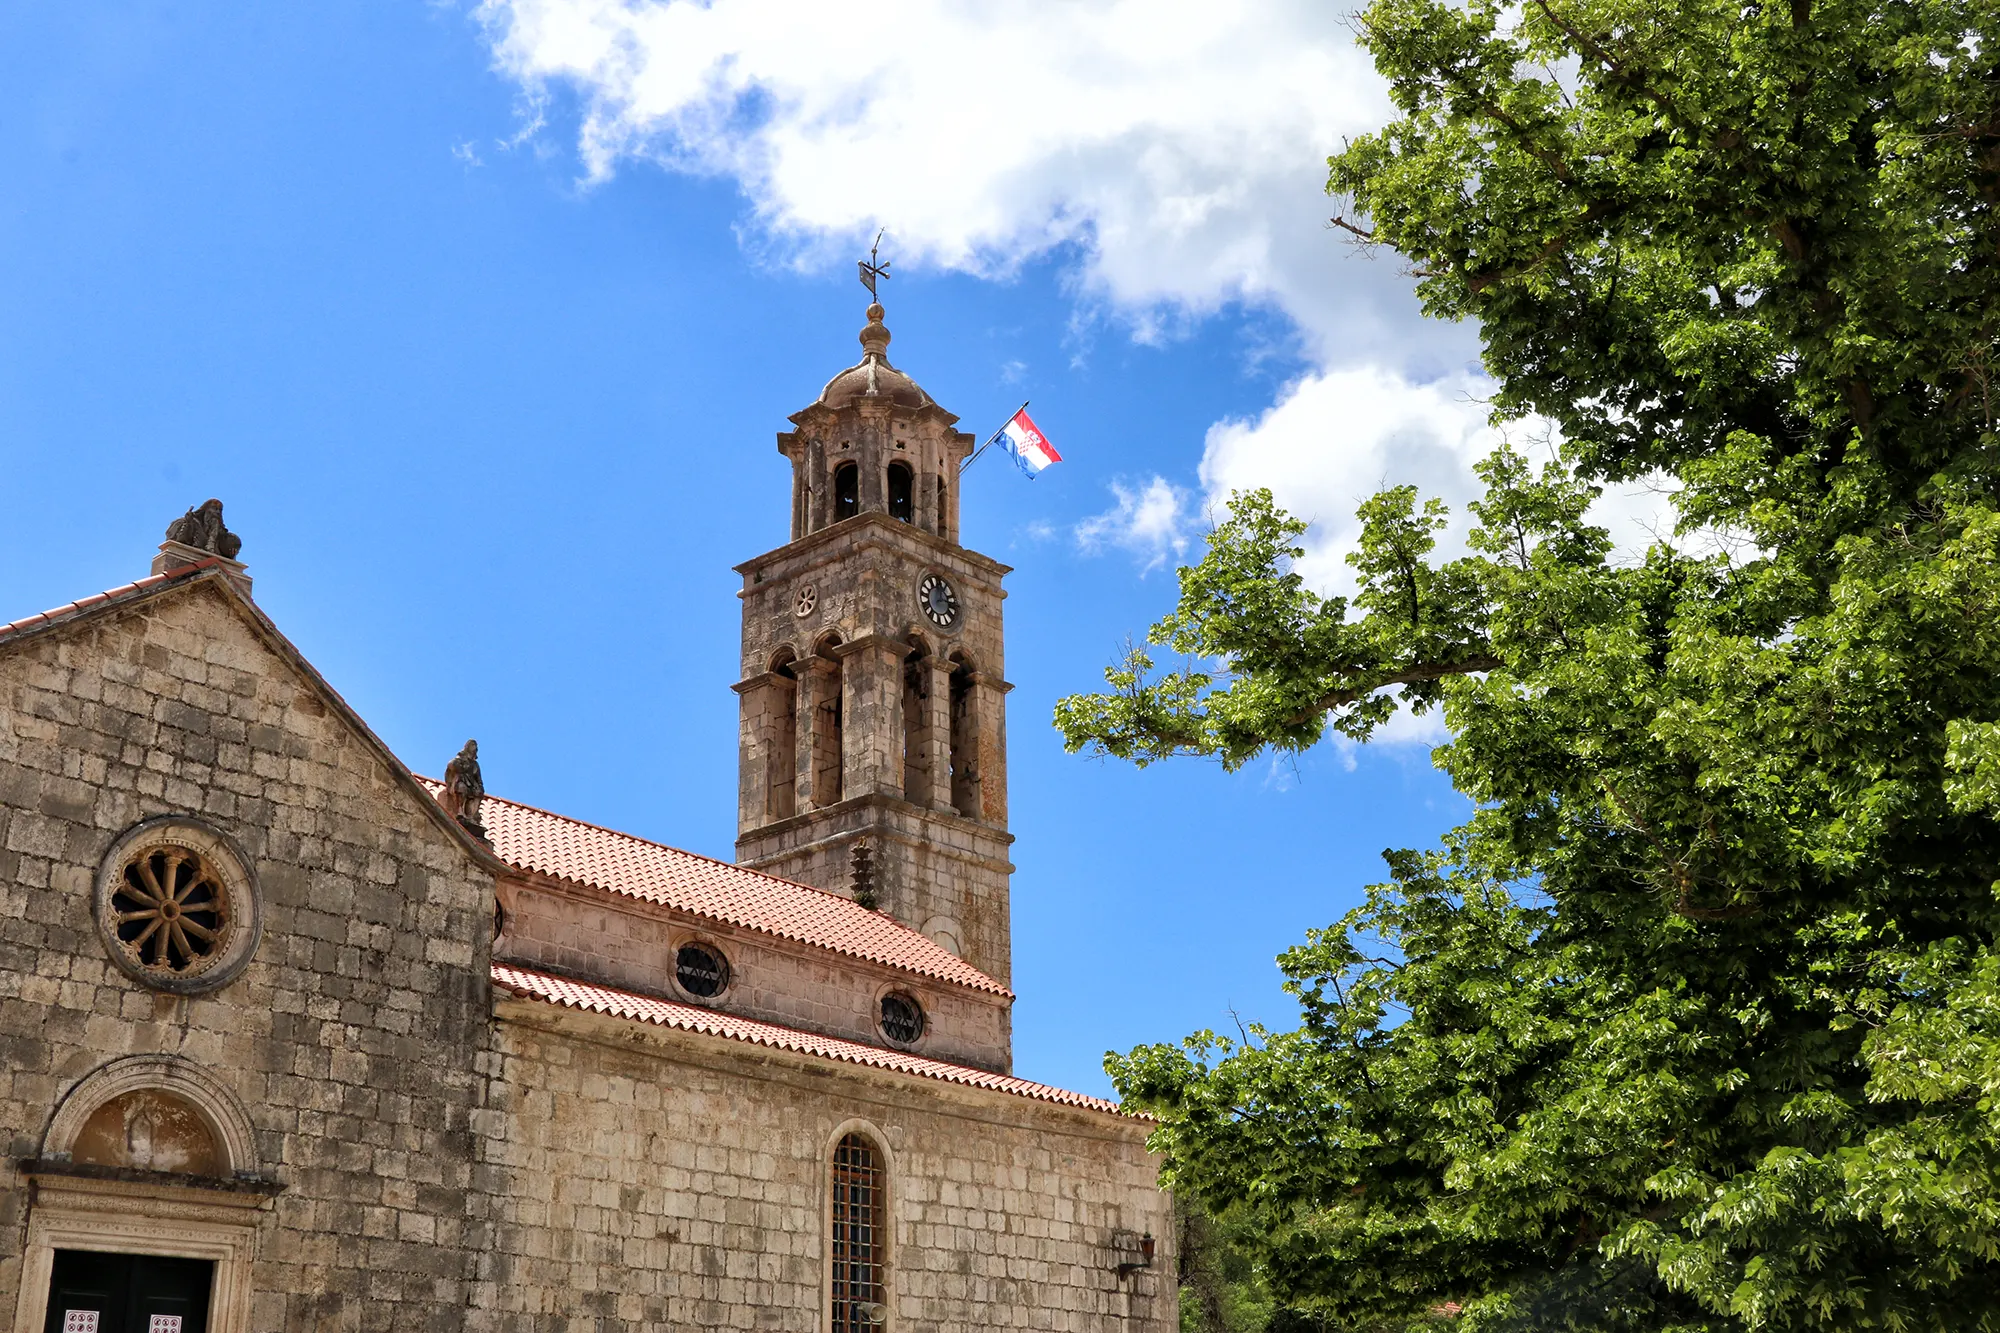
(999, 407, 1061, 476)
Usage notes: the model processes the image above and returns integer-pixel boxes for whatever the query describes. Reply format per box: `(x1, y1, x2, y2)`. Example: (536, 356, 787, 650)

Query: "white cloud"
(1199, 366, 1510, 593)
(1199, 365, 1681, 593)
(474, 0, 1684, 748)
(475, 0, 1461, 368)
(1076, 476, 1194, 573)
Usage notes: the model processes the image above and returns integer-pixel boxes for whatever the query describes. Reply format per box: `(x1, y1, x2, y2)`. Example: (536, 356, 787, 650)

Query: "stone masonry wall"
(0, 580, 494, 1333)
(736, 798, 1014, 992)
(473, 1001, 1174, 1333)
(495, 876, 1013, 1072)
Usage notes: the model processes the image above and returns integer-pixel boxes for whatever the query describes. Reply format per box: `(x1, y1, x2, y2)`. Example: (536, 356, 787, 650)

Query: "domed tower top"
(778, 298, 977, 543)
(812, 303, 933, 411)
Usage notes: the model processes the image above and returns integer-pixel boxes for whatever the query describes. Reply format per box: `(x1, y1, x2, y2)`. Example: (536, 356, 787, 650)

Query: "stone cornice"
(493, 995, 1152, 1143)
(736, 790, 1015, 856)
(735, 511, 1012, 581)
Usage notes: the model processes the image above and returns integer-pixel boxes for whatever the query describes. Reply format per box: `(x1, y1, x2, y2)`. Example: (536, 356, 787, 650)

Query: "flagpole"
(960, 400, 1030, 474)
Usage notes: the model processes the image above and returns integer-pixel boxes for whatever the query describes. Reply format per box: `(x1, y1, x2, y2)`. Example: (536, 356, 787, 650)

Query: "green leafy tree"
(1056, 2, 2000, 1328)
(1179, 1196, 1282, 1333)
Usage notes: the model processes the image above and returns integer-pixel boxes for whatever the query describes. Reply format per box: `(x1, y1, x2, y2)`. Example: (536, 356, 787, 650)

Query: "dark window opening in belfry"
(831, 1134, 885, 1333)
(887, 463, 913, 522)
(833, 464, 859, 521)
(935, 475, 949, 537)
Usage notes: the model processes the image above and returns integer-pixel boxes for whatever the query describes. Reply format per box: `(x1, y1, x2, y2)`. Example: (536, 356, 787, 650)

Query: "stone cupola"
(778, 303, 973, 543)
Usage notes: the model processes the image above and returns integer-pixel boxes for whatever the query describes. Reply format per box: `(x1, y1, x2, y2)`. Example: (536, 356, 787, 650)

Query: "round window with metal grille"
(675, 942, 729, 998)
(879, 992, 924, 1044)
(94, 817, 261, 995)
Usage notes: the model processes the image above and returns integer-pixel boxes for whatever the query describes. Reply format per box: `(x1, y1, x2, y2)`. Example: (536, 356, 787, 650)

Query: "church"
(0, 299, 1174, 1331)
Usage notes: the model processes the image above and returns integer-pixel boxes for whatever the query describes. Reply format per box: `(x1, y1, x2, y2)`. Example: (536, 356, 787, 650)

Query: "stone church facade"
(0, 304, 1172, 1331)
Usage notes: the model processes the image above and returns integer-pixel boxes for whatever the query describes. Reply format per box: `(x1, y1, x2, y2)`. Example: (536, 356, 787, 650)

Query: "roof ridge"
(0, 557, 222, 642)
(493, 963, 1123, 1116)
(425, 778, 1011, 996)
(465, 783, 863, 906)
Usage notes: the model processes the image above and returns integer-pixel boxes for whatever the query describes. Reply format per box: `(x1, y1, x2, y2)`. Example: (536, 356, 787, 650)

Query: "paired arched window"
(831, 1133, 886, 1332)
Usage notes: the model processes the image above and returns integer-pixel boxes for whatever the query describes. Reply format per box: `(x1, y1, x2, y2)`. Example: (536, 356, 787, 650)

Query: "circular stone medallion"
(95, 817, 262, 995)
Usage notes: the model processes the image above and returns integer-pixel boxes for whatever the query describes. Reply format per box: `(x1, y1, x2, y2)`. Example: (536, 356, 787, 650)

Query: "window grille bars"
(831, 1133, 884, 1332)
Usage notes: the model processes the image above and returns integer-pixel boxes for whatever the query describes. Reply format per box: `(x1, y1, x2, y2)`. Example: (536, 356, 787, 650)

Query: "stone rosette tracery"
(95, 816, 262, 994)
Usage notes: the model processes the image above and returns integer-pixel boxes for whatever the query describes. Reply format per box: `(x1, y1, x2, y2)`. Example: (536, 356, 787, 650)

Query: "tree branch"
(1286, 656, 1503, 726)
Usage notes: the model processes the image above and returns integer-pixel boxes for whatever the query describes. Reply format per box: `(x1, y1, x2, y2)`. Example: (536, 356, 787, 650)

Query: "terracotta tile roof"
(494, 963, 1120, 1114)
(0, 559, 221, 645)
(432, 783, 1010, 997)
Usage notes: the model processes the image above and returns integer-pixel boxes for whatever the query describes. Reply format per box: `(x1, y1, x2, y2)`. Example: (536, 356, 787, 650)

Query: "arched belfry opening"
(833, 463, 859, 523)
(809, 634, 844, 808)
(766, 647, 798, 821)
(887, 463, 913, 522)
(948, 650, 981, 819)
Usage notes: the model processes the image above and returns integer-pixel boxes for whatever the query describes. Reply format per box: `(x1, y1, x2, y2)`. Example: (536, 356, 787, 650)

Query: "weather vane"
(858, 228, 891, 302)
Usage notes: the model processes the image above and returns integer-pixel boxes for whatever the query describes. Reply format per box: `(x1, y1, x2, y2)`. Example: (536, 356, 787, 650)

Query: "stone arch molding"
(43, 1053, 262, 1180)
(825, 1117, 896, 1179)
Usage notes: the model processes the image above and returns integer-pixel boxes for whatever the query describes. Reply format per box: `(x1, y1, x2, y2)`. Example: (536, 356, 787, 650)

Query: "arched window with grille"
(830, 1132, 886, 1331)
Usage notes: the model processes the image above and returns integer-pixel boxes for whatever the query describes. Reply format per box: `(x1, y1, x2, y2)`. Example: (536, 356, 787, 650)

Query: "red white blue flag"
(999, 407, 1061, 476)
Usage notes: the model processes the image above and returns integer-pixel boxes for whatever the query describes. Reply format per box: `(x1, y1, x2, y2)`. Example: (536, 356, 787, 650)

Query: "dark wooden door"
(44, 1250, 212, 1333)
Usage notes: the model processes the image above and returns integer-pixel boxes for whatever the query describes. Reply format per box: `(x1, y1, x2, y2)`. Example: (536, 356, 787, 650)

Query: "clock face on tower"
(919, 573, 960, 629)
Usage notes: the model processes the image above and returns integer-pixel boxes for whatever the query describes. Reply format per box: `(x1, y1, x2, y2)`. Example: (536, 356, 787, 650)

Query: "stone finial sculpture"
(164, 499, 243, 560)
(849, 840, 877, 911)
(441, 740, 487, 841)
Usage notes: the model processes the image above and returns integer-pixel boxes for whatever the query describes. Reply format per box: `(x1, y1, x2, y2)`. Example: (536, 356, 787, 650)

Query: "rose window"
(112, 846, 233, 974)
(95, 818, 261, 994)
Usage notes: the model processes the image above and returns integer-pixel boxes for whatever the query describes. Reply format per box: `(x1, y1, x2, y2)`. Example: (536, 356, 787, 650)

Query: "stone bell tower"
(732, 299, 1015, 984)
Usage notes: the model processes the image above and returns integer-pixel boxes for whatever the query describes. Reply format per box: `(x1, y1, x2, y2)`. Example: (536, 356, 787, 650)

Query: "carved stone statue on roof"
(163, 499, 242, 560)
(441, 739, 487, 841)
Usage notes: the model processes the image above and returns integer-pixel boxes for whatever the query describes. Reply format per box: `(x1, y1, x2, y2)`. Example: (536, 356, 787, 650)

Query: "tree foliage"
(1056, 2, 2000, 1327)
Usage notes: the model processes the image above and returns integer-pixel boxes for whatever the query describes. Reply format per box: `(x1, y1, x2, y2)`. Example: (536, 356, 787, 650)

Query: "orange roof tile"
(437, 784, 1010, 997)
(0, 558, 221, 645)
(493, 963, 1119, 1113)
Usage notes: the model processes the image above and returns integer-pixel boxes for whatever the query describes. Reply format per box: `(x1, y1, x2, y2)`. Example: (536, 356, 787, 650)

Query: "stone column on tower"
(837, 635, 908, 799)
(921, 655, 953, 810)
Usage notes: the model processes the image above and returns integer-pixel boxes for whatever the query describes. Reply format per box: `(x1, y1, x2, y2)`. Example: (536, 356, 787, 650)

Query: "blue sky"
(0, 2, 1509, 1097)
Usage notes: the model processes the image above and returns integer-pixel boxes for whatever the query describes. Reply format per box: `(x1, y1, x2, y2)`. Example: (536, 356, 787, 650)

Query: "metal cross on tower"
(857, 228, 891, 301)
